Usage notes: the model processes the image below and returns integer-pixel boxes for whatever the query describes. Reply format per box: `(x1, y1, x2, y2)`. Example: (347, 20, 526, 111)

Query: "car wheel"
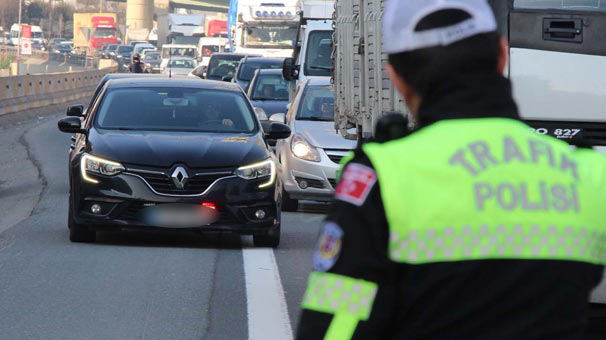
(253, 223, 280, 248)
(281, 188, 298, 212)
(68, 197, 96, 243)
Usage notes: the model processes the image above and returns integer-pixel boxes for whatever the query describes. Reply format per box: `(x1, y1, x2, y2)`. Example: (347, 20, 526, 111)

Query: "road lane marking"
(243, 248, 294, 340)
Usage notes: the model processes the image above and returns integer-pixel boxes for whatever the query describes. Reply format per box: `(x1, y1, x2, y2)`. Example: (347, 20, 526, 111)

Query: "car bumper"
(71, 164, 280, 235)
(280, 148, 349, 201)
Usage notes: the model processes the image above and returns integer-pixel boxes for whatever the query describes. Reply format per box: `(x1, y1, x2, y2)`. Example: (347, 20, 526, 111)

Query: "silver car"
(271, 79, 357, 211)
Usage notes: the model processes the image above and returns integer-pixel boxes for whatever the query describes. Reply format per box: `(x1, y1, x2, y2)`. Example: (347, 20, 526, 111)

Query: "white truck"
(168, 14, 205, 46)
(229, 0, 300, 57)
(331, 0, 605, 317)
(197, 37, 229, 68)
(332, 0, 407, 140)
(282, 0, 335, 99)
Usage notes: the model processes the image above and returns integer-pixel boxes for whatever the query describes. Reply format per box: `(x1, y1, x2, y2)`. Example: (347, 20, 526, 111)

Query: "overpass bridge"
(108, 0, 229, 12)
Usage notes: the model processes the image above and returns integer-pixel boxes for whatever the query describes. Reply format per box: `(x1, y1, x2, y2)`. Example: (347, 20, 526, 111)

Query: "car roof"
(169, 57, 196, 60)
(211, 53, 249, 57)
(242, 57, 285, 63)
(107, 77, 244, 91)
(256, 69, 283, 75)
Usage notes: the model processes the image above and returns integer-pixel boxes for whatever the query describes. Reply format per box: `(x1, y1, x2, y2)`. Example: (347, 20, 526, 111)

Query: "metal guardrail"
(0, 44, 49, 59)
(49, 52, 97, 68)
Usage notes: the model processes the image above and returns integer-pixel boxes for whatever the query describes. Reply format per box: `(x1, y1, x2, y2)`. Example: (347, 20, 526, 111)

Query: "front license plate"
(140, 204, 219, 228)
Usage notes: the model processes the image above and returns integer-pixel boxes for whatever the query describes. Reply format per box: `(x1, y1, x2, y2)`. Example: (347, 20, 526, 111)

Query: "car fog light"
(255, 209, 266, 220)
(299, 180, 308, 189)
(90, 204, 102, 214)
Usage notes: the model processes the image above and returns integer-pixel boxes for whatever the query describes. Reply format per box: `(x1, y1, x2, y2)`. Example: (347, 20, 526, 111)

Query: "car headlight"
(234, 159, 276, 188)
(291, 135, 321, 162)
(80, 153, 125, 184)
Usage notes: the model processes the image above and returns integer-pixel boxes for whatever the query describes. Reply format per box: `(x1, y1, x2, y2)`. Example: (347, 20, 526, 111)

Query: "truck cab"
(229, 0, 300, 58)
(282, 1, 335, 100)
(90, 16, 117, 50)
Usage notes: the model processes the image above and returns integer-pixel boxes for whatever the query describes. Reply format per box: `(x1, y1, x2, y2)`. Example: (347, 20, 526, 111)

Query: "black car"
(58, 78, 291, 247)
(247, 69, 290, 118)
(233, 57, 285, 91)
(205, 53, 249, 81)
(106, 44, 120, 59)
(113, 45, 134, 71)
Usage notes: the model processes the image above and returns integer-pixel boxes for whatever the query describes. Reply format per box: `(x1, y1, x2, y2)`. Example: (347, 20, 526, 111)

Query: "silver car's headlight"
(80, 153, 125, 184)
(291, 135, 321, 162)
(235, 159, 276, 188)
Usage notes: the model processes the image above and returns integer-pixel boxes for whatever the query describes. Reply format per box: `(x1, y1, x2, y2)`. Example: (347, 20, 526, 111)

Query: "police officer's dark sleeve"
(296, 150, 397, 339)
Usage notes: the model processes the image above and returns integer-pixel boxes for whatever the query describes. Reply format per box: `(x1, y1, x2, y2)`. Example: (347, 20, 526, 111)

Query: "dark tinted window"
(207, 56, 244, 79)
(296, 85, 334, 121)
(118, 45, 133, 53)
(251, 74, 289, 100)
(514, 0, 606, 11)
(238, 60, 283, 81)
(95, 87, 257, 133)
(304, 31, 332, 76)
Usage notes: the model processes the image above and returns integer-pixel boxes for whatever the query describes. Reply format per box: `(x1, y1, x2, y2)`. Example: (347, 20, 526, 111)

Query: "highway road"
(1, 106, 604, 339)
(0, 107, 325, 339)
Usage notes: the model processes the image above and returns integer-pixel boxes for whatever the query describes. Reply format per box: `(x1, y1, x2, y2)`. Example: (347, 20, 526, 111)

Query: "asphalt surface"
(0, 107, 604, 339)
(0, 109, 324, 339)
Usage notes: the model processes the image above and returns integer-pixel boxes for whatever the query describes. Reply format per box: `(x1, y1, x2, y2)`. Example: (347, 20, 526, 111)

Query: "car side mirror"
(58, 117, 85, 134)
(269, 113, 286, 124)
(222, 76, 233, 82)
(66, 104, 85, 117)
(282, 57, 298, 81)
(261, 121, 291, 140)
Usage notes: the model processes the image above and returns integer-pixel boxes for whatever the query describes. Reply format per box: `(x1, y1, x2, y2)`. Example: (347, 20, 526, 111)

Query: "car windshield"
(243, 26, 297, 49)
(173, 36, 202, 45)
(238, 61, 283, 81)
(118, 46, 133, 53)
(162, 47, 197, 59)
(169, 59, 196, 68)
(144, 53, 161, 61)
(201, 45, 220, 56)
(32, 31, 43, 39)
(514, 0, 606, 11)
(304, 31, 332, 76)
(251, 75, 290, 101)
(95, 88, 257, 133)
(207, 56, 243, 79)
(108, 45, 119, 51)
(296, 85, 335, 122)
(94, 28, 116, 38)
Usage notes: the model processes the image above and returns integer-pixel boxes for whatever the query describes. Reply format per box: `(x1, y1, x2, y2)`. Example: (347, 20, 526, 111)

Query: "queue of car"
(56, 36, 355, 247)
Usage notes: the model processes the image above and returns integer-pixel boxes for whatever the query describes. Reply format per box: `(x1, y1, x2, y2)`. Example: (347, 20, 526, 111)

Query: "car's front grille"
(327, 154, 344, 164)
(118, 202, 240, 225)
(325, 149, 352, 165)
(129, 171, 230, 195)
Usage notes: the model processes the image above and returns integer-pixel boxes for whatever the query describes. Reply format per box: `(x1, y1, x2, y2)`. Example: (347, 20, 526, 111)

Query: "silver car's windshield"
(296, 85, 334, 122)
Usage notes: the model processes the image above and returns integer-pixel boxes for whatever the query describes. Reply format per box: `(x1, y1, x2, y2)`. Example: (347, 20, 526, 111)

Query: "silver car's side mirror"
(269, 113, 286, 124)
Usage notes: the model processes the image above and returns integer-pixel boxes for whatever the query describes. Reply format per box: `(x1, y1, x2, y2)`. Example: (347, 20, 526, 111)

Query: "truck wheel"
(281, 188, 298, 212)
(68, 200, 96, 243)
(253, 224, 280, 248)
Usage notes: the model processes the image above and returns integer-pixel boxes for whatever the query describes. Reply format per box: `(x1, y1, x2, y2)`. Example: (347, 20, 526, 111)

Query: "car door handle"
(543, 18, 583, 43)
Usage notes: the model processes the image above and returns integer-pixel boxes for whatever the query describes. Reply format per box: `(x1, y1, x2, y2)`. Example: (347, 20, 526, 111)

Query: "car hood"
(294, 120, 357, 150)
(250, 100, 289, 116)
(88, 129, 269, 168)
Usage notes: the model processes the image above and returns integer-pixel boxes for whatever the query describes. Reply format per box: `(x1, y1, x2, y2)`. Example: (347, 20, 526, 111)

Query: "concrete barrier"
(0, 67, 116, 116)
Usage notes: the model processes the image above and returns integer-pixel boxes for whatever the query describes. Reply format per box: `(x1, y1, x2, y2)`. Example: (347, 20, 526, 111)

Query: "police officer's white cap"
(382, 0, 498, 54)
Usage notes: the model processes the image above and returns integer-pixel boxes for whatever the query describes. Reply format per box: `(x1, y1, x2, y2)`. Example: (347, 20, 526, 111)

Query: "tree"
(25, 1, 46, 26)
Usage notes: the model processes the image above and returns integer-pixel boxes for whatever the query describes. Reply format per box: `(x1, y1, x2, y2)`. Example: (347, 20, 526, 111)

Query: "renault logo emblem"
(171, 166, 189, 189)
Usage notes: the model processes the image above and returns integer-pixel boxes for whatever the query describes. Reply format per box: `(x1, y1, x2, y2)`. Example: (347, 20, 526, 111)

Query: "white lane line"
(243, 248, 294, 340)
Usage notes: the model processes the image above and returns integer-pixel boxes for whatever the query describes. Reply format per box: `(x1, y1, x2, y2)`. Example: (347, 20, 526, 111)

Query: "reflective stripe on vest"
(363, 118, 606, 265)
(302, 272, 378, 340)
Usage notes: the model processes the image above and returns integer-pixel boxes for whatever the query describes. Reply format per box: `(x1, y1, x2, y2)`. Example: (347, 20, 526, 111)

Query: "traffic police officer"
(296, 0, 606, 339)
